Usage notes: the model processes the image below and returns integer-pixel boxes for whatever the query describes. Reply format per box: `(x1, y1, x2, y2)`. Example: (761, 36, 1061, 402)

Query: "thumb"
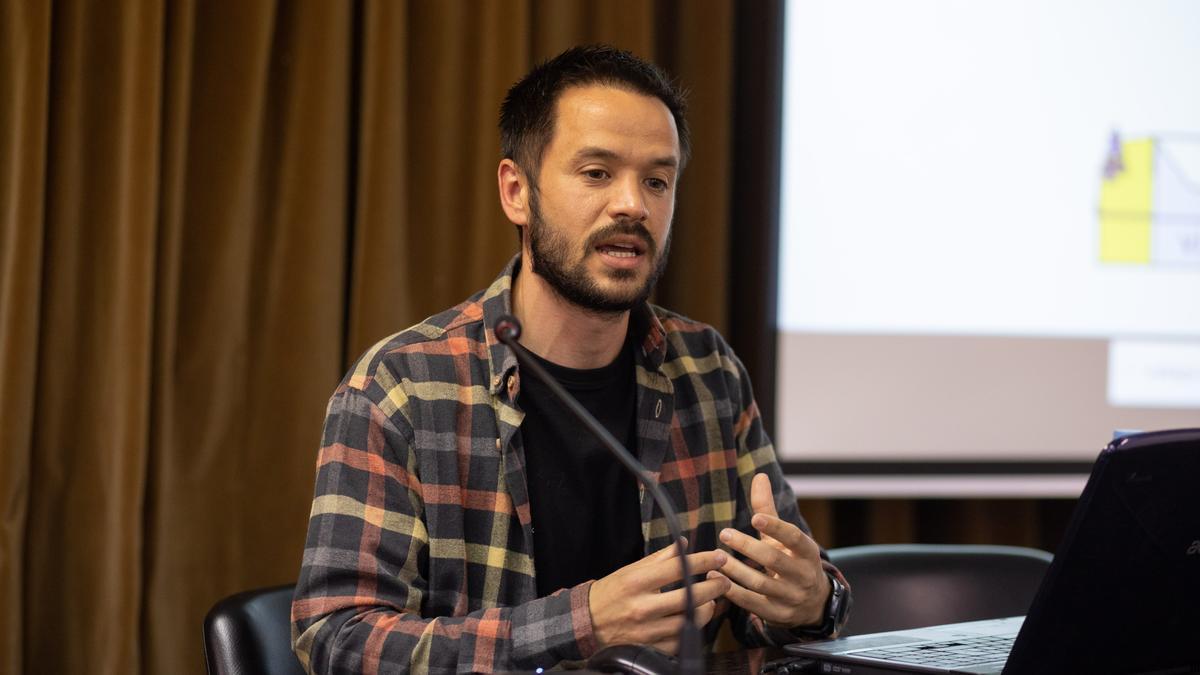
(750, 473, 778, 518)
(750, 473, 788, 553)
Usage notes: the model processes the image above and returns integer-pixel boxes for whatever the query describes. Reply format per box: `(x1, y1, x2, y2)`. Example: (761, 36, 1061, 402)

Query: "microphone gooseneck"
(493, 314, 703, 675)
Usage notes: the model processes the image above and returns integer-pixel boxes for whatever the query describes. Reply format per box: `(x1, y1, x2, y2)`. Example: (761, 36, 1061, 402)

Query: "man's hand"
(711, 473, 831, 628)
(589, 540, 732, 654)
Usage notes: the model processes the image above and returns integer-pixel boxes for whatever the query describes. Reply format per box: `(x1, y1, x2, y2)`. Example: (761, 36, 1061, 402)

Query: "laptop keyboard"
(854, 634, 1015, 667)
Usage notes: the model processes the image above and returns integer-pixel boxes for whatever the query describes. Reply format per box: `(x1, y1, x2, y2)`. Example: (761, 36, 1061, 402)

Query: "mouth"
(593, 236, 648, 260)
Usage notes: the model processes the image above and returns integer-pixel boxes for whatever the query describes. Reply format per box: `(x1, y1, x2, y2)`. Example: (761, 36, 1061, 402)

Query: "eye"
(646, 177, 670, 193)
(583, 168, 610, 181)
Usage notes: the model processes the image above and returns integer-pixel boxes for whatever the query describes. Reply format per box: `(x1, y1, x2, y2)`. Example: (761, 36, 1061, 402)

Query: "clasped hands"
(589, 473, 831, 653)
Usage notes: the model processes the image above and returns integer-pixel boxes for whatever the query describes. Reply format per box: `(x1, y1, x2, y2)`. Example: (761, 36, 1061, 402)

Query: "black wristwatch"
(790, 572, 850, 639)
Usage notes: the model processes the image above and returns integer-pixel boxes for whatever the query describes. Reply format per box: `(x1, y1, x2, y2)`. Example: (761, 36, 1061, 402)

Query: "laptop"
(785, 428, 1200, 675)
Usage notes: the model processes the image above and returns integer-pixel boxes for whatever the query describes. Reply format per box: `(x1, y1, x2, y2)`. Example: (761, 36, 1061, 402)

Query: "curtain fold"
(16, 1, 165, 671)
(1, 3, 52, 673)
(142, 3, 354, 672)
(653, 0, 734, 333)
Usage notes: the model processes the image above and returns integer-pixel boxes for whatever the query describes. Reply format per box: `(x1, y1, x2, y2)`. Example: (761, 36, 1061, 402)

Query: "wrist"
(788, 572, 850, 639)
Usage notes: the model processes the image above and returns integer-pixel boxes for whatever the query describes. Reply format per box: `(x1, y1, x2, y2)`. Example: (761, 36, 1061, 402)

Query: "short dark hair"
(499, 45, 690, 179)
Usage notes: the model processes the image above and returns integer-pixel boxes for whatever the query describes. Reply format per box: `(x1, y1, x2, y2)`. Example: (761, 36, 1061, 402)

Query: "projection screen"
(775, 0, 1200, 495)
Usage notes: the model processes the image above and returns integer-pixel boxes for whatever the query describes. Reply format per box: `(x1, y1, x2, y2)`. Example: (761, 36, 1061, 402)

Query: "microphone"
(493, 314, 704, 675)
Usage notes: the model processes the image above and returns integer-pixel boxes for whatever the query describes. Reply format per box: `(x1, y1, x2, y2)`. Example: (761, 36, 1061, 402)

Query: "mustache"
(582, 220, 657, 256)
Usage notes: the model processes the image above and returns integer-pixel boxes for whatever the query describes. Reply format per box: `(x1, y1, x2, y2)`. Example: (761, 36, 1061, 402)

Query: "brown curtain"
(1, 1, 740, 673)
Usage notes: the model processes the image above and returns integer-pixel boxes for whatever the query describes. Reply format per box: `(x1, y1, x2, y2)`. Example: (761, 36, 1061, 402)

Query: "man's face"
(524, 85, 680, 314)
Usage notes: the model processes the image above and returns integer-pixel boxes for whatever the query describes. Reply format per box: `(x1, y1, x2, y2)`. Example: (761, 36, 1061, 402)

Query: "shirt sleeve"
(720, 352, 851, 647)
(291, 385, 597, 674)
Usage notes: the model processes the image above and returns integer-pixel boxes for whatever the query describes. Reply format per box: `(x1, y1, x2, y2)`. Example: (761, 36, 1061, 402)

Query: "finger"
(750, 513, 821, 560)
(639, 616, 685, 652)
(645, 537, 688, 563)
(750, 473, 779, 518)
(654, 639, 679, 656)
(639, 614, 697, 653)
(750, 473, 794, 552)
(720, 527, 802, 578)
(641, 598, 717, 654)
(645, 573, 731, 618)
(695, 599, 718, 627)
(643, 549, 727, 588)
(714, 574, 792, 625)
(713, 555, 800, 605)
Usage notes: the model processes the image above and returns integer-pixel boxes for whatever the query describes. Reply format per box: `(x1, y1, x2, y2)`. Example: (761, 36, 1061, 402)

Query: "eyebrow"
(571, 146, 678, 170)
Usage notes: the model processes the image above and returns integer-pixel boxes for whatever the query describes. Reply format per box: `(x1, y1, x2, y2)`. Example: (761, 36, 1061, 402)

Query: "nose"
(607, 174, 649, 223)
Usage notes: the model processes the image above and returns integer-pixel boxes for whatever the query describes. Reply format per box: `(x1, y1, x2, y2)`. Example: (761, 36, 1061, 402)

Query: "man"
(292, 45, 848, 674)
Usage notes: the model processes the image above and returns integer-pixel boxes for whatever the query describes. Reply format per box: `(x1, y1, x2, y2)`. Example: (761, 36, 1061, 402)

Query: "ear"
(497, 159, 531, 226)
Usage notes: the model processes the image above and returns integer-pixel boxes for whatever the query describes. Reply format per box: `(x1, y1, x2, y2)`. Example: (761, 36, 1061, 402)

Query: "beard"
(527, 190, 672, 315)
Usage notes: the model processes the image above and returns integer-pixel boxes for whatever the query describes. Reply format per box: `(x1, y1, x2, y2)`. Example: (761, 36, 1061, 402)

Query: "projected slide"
(1099, 133, 1200, 267)
(776, 0, 1200, 467)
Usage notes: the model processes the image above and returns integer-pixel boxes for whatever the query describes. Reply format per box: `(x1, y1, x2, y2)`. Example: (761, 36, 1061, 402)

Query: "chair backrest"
(827, 543, 1053, 637)
(203, 583, 306, 675)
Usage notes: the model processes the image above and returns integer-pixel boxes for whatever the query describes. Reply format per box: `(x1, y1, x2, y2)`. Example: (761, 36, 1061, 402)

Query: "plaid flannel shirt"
(292, 256, 845, 674)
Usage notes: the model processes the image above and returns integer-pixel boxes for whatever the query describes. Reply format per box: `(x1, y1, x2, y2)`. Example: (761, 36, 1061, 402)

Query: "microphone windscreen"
(494, 314, 522, 342)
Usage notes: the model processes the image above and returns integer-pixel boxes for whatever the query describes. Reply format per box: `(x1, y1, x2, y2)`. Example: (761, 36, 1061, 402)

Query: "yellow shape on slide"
(1099, 139, 1153, 263)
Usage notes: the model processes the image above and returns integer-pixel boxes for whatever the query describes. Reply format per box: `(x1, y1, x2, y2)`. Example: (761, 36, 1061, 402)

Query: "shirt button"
(495, 438, 501, 450)
(655, 399, 663, 418)
(492, 375, 502, 388)
(507, 375, 516, 390)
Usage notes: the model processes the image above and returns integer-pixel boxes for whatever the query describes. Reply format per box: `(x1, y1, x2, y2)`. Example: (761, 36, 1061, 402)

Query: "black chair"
(203, 583, 306, 675)
(827, 543, 1053, 637)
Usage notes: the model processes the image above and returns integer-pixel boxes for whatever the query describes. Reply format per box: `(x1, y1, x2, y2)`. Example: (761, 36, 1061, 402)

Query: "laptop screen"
(1006, 428, 1200, 673)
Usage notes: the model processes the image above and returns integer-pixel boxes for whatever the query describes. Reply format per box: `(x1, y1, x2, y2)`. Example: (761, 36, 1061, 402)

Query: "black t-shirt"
(518, 337, 645, 598)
